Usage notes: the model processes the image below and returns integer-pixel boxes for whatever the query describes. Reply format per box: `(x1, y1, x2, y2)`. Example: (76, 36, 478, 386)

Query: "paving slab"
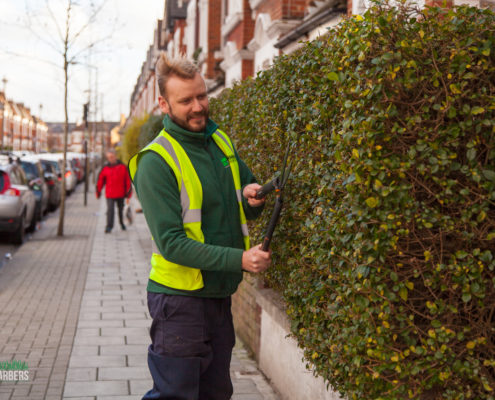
(0, 178, 280, 399)
(63, 195, 280, 399)
(0, 185, 100, 399)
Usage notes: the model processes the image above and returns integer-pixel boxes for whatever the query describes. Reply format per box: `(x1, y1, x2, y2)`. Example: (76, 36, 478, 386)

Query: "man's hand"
(96, 192, 100, 199)
(243, 183, 265, 207)
(242, 244, 271, 273)
(126, 198, 130, 205)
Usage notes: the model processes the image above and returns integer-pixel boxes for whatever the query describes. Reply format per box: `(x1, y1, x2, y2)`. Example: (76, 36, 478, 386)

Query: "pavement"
(0, 182, 280, 400)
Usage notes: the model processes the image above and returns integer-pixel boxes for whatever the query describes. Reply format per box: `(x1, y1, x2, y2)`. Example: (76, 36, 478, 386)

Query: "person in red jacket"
(96, 149, 132, 233)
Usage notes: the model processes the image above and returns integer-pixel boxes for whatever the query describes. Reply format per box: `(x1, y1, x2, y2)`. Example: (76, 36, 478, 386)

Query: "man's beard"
(168, 104, 208, 133)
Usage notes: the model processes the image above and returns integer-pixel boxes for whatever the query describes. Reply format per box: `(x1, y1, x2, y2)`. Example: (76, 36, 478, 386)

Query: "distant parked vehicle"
(38, 159, 61, 211)
(19, 155, 50, 222)
(67, 153, 86, 183)
(36, 154, 77, 195)
(0, 157, 36, 244)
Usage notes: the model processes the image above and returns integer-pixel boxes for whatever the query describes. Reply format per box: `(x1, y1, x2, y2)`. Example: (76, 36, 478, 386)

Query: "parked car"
(0, 157, 36, 244)
(67, 153, 85, 183)
(19, 155, 50, 221)
(38, 159, 61, 211)
(36, 154, 77, 195)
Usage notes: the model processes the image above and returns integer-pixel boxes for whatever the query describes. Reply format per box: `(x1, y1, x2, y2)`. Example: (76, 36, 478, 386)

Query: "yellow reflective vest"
(128, 128, 250, 291)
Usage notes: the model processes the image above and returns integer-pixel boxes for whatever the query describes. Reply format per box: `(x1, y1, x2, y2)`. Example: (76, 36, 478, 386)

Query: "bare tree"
(24, 0, 114, 236)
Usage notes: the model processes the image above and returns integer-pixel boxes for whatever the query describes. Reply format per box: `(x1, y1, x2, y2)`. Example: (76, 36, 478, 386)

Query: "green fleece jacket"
(133, 115, 264, 298)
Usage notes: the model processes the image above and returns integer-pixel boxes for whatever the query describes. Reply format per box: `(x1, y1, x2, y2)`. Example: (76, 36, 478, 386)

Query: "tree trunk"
(57, 0, 72, 237)
(57, 57, 68, 237)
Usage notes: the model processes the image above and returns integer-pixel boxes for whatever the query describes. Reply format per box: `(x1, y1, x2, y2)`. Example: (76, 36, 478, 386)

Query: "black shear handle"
(261, 195, 283, 252)
(255, 179, 277, 200)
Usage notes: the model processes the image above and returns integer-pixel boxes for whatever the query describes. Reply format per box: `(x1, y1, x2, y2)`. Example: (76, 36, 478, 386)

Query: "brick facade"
(207, 0, 223, 80)
(232, 274, 263, 359)
(0, 91, 47, 152)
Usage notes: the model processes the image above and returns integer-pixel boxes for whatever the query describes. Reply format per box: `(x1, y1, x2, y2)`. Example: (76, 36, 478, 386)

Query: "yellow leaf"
(466, 341, 476, 350)
(405, 281, 414, 290)
(424, 250, 431, 261)
(352, 148, 360, 158)
(450, 84, 461, 94)
(419, 30, 425, 39)
(365, 197, 378, 208)
(355, 14, 364, 21)
(439, 371, 450, 381)
(472, 106, 485, 115)
(483, 381, 493, 392)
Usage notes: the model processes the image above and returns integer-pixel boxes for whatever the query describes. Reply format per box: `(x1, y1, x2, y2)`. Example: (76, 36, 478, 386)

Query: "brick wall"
(242, 0, 255, 48)
(232, 273, 263, 359)
(228, 21, 244, 49)
(257, 0, 283, 22)
(282, 0, 310, 18)
(242, 59, 254, 80)
(207, 0, 222, 79)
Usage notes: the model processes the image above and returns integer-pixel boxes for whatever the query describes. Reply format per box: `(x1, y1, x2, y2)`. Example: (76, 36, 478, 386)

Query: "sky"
(0, 0, 165, 123)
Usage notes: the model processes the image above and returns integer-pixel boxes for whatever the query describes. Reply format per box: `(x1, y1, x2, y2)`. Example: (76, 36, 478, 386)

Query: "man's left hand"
(243, 183, 265, 207)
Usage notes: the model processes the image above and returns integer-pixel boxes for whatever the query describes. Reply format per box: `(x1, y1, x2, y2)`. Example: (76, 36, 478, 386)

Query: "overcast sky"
(0, 0, 164, 123)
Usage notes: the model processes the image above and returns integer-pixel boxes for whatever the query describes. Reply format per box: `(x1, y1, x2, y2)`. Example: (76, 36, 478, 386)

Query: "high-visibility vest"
(128, 128, 250, 291)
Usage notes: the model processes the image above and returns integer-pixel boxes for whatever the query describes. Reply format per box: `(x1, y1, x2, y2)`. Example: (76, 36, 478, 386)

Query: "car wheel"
(12, 213, 25, 245)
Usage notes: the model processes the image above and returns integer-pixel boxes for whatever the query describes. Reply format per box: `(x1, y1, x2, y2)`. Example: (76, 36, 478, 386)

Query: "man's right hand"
(242, 244, 271, 273)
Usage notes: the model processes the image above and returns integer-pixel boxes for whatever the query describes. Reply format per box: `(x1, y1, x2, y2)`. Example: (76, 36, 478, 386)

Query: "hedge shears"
(255, 141, 293, 252)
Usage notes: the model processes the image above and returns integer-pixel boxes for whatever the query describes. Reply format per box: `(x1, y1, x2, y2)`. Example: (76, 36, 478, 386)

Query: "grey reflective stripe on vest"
(241, 223, 249, 236)
(214, 130, 234, 152)
(154, 135, 199, 223)
(236, 189, 242, 203)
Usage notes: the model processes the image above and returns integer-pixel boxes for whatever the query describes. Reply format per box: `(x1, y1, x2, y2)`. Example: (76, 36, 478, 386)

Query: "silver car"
(36, 154, 77, 195)
(0, 157, 36, 244)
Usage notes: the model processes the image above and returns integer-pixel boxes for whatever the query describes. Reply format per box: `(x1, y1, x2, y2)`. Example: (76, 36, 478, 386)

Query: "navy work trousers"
(142, 292, 236, 400)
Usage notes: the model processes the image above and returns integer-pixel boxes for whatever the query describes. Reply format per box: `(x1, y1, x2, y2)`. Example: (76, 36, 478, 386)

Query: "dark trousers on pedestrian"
(143, 292, 236, 400)
(106, 197, 124, 230)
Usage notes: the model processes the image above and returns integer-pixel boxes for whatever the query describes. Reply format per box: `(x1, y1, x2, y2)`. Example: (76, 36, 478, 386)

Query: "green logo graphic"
(221, 157, 229, 167)
(0, 360, 30, 381)
(0, 360, 28, 371)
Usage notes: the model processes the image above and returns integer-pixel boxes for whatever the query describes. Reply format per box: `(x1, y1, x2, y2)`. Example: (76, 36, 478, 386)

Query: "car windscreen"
(42, 160, 61, 173)
(20, 161, 39, 180)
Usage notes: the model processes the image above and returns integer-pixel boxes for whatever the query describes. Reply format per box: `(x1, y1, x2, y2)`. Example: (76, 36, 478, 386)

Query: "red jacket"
(96, 161, 132, 199)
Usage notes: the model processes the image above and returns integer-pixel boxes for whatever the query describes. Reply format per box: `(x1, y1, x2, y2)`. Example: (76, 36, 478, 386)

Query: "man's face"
(158, 73, 209, 132)
(106, 152, 117, 164)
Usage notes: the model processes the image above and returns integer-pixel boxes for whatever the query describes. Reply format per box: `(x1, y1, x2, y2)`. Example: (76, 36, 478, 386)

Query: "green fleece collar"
(163, 114, 218, 142)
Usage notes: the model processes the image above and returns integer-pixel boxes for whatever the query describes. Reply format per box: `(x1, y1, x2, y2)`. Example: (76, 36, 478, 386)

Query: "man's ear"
(158, 96, 170, 114)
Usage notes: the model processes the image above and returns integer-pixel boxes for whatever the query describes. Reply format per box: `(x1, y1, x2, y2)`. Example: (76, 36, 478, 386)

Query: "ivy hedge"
(210, 4, 495, 399)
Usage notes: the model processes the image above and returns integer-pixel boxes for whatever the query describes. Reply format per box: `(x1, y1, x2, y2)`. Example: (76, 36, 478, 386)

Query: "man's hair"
(106, 149, 116, 156)
(156, 52, 200, 98)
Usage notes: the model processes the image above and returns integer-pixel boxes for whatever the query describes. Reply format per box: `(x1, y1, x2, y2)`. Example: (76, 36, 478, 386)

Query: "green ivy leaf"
(365, 197, 378, 208)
